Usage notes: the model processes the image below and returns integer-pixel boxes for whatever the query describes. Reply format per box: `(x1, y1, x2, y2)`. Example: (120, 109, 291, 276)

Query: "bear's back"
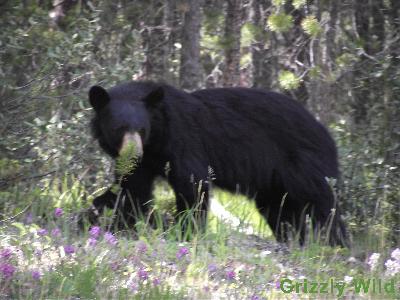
(186, 87, 338, 181)
(188, 87, 332, 149)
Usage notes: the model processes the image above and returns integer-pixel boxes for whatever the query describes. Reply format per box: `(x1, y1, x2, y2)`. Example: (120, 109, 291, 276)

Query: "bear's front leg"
(112, 165, 157, 229)
(168, 164, 210, 237)
(86, 190, 116, 224)
(92, 190, 117, 212)
(76, 189, 116, 229)
(87, 163, 157, 230)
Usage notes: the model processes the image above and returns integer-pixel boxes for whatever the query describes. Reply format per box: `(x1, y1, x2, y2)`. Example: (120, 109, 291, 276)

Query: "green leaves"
(272, 0, 287, 6)
(301, 16, 322, 37)
(278, 71, 301, 90)
(115, 141, 139, 177)
(267, 13, 293, 33)
(293, 0, 306, 9)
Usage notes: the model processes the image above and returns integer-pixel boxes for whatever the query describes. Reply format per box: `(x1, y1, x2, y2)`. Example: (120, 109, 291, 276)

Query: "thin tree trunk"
(390, 0, 400, 31)
(49, 0, 78, 26)
(384, 0, 400, 164)
(164, 0, 179, 85)
(371, 0, 385, 54)
(141, 0, 168, 82)
(251, 0, 272, 88)
(179, 0, 203, 90)
(223, 0, 243, 87)
(352, 0, 371, 124)
(326, 0, 338, 70)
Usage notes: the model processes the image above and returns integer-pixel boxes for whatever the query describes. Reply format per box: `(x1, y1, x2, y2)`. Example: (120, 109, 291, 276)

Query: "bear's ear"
(143, 87, 164, 109)
(89, 85, 110, 112)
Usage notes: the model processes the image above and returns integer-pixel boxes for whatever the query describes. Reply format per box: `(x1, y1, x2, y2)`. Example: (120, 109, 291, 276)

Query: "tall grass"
(0, 175, 399, 299)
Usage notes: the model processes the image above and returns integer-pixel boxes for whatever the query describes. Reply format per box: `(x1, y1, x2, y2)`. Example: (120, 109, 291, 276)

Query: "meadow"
(1, 180, 399, 299)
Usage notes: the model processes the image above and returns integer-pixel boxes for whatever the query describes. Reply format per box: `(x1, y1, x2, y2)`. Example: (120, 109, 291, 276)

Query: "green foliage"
(301, 16, 322, 37)
(241, 23, 257, 47)
(0, 159, 21, 179)
(213, 189, 270, 238)
(272, 0, 287, 6)
(336, 53, 359, 69)
(240, 53, 252, 67)
(42, 176, 87, 211)
(278, 71, 301, 90)
(308, 66, 322, 79)
(115, 141, 140, 177)
(293, 0, 307, 9)
(201, 2, 225, 64)
(332, 120, 400, 247)
(267, 13, 294, 33)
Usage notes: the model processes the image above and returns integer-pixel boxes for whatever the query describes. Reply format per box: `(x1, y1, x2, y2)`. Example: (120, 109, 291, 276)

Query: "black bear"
(88, 81, 348, 246)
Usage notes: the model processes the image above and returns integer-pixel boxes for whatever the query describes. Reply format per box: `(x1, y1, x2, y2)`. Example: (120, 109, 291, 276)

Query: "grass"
(0, 177, 399, 299)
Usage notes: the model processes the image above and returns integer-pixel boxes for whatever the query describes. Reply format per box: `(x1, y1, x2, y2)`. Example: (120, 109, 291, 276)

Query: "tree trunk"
(141, 0, 169, 81)
(390, 0, 400, 31)
(371, 0, 385, 54)
(326, 0, 338, 70)
(222, 0, 243, 87)
(384, 0, 400, 164)
(251, 0, 272, 88)
(163, 0, 179, 85)
(179, 0, 203, 90)
(352, 0, 371, 125)
(49, 0, 79, 27)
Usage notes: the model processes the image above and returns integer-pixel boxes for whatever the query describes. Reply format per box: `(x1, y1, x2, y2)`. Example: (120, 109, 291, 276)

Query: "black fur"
(89, 81, 348, 246)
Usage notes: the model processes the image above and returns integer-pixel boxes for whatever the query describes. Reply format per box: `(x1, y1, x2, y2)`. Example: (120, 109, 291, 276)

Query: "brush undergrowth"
(0, 176, 399, 299)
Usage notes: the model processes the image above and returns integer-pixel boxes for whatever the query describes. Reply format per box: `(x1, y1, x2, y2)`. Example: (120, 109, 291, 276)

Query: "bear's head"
(89, 83, 164, 158)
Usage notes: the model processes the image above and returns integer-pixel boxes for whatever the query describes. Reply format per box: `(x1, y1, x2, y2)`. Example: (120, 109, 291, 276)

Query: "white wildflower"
(385, 259, 400, 277)
(391, 248, 400, 261)
(344, 276, 353, 283)
(367, 253, 381, 271)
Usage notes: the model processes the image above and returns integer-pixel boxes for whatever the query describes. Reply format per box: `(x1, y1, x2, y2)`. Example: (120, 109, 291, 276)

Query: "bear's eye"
(113, 125, 128, 135)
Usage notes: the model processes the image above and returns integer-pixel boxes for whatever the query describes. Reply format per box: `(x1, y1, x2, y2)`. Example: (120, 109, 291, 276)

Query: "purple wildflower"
(34, 249, 42, 256)
(153, 278, 161, 286)
(87, 237, 97, 247)
(104, 232, 118, 246)
(63, 245, 75, 255)
(276, 281, 281, 289)
(25, 212, 33, 224)
(176, 246, 189, 259)
(110, 261, 120, 271)
(250, 295, 260, 300)
(136, 241, 148, 254)
(0, 248, 13, 260)
(54, 207, 63, 218)
(208, 263, 217, 274)
(137, 268, 149, 280)
(32, 270, 41, 280)
(37, 228, 48, 236)
(129, 282, 138, 292)
(226, 269, 236, 280)
(89, 226, 101, 239)
(51, 228, 61, 237)
(0, 263, 15, 279)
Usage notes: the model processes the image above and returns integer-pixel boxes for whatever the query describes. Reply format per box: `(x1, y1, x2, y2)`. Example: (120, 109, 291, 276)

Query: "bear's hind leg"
(255, 191, 305, 244)
(285, 177, 349, 247)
